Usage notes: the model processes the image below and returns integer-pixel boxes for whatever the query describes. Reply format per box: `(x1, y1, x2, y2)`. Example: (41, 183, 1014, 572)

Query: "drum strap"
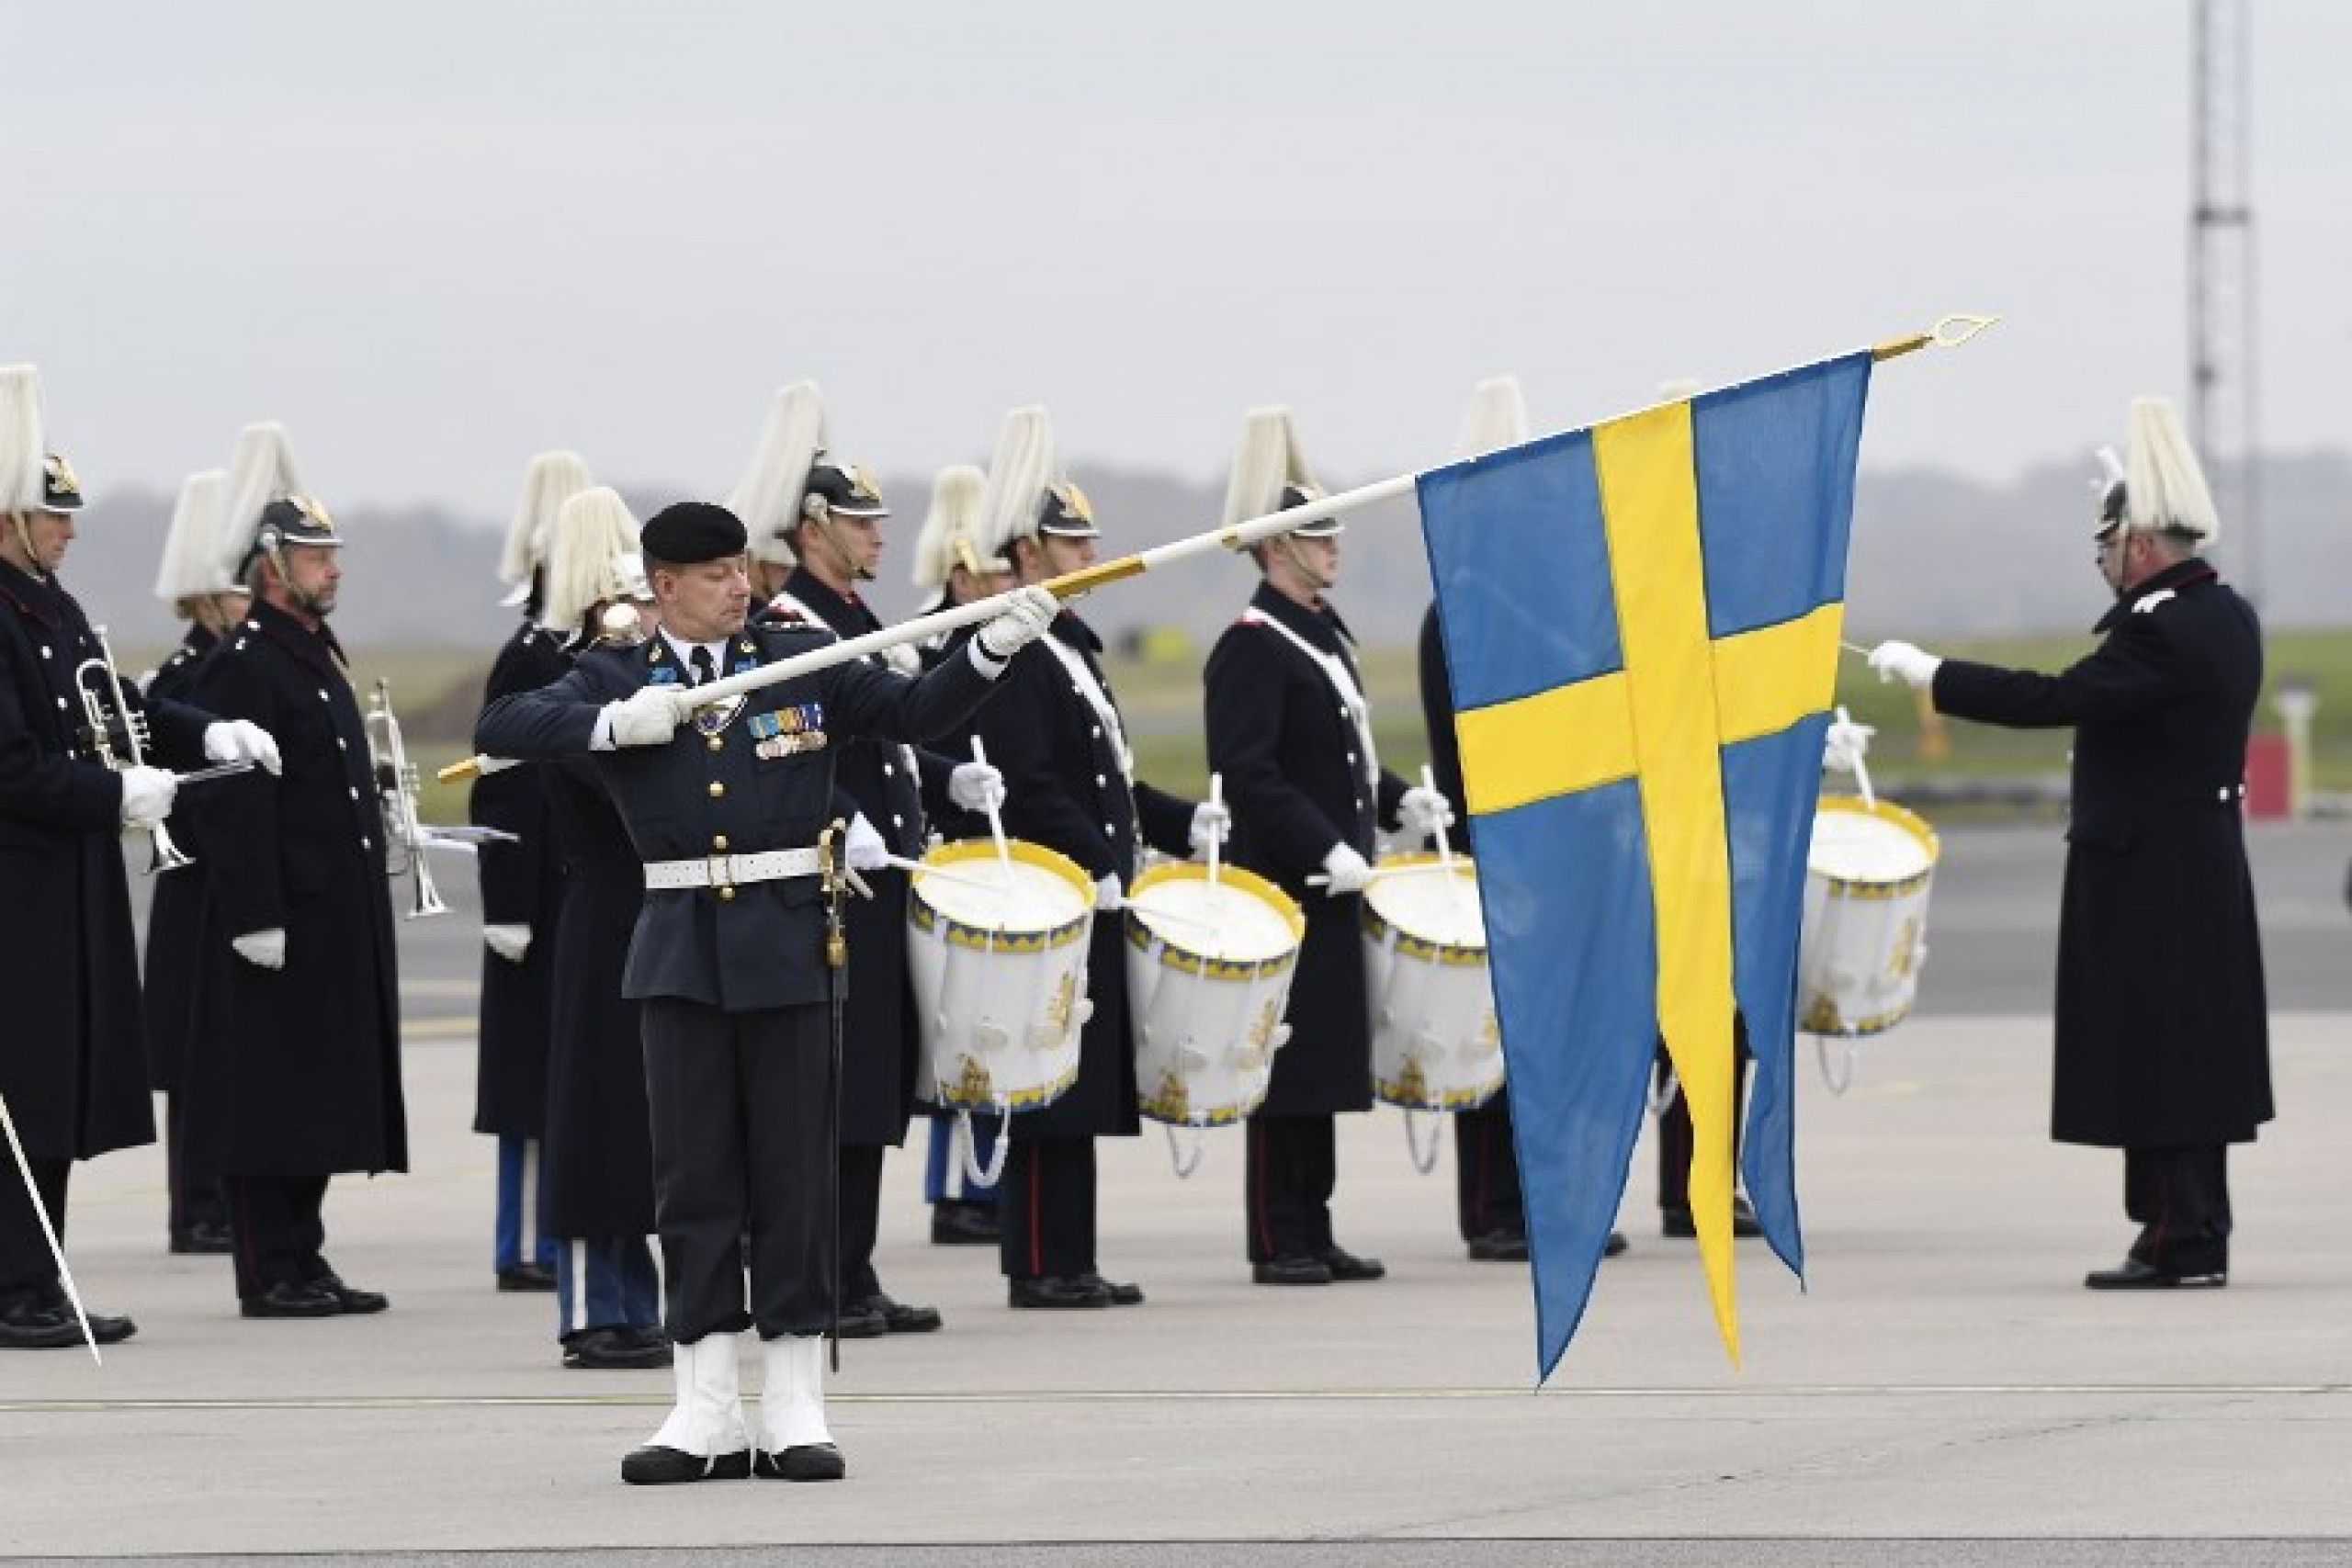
(1240, 608, 1380, 797)
(1039, 634, 1136, 777)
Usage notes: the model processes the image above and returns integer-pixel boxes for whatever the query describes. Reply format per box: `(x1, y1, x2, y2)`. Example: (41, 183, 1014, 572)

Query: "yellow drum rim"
(1362, 850, 1486, 965)
(1125, 861, 1306, 978)
(1810, 795, 1940, 899)
(909, 838, 1095, 951)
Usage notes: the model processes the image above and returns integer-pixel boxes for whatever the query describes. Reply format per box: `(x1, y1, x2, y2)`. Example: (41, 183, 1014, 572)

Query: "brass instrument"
(365, 678, 449, 919)
(74, 623, 249, 874)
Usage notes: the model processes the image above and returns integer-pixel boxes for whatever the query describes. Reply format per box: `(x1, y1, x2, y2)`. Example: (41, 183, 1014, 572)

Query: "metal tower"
(2189, 0, 2258, 601)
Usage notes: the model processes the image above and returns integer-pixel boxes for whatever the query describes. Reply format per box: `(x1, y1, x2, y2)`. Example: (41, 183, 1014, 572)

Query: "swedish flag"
(1417, 353, 1872, 1377)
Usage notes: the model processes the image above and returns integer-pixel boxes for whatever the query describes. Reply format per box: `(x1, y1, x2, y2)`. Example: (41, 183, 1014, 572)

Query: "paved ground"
(3, 822, 2346, 1563)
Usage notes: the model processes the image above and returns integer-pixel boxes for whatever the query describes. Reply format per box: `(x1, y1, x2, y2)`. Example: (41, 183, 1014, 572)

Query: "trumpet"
(365, 678, 450, 919)
(74, 624, 250, 874)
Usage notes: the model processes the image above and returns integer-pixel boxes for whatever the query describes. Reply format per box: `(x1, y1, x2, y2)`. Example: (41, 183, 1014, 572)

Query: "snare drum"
(905, 839, 1095, 1112)
(1797, 796, 1939, 1037)
(1125, 862, 1305, 1127)
(1362, 852, 1503, 1111)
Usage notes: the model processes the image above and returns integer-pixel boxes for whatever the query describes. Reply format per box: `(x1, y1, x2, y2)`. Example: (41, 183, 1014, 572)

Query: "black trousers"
(165, 1091, 225, 1235)
(1246, 1113, 1337, 1263)
(0, 1156, 70, 1309)
(1454, 1089, 1523, 1241)
(1655, 1050, 1750, 1213)
(1000, 1135, 1096, 1280)
(223, 1171, 331, 1298)
(837, 1142, 885, 1301)
(640, 997, 833, 1342)
(2124, 1145, 2232, 1275)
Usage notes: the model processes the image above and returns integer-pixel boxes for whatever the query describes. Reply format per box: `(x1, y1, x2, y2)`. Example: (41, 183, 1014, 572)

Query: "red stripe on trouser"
(1025, 1145, 1045, 1277)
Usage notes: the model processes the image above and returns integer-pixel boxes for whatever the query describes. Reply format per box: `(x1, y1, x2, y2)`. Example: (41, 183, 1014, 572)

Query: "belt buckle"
(706, 851, 736, 891)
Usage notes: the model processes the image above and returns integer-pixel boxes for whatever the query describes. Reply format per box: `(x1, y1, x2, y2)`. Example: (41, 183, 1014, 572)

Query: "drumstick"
(884, 854, 1005, 895)
(1306, 862, 1464, 888)
(1124, 896, 1223, 936)
(970, 736, 1017, 893)
(1205, 772, 1224, 890)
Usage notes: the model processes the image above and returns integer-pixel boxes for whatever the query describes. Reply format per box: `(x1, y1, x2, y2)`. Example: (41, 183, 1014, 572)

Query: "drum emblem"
(1045, 971, 1077, 1034)
(1394, 1055, 1430, 1106)
(1801, 992, 1846, 1035)
(1155, 1070, 1189, 1122)
(956, 1055, 994, 1103)
(1247, 998, 1282, 1062)
(1887, 917, 1920, 981)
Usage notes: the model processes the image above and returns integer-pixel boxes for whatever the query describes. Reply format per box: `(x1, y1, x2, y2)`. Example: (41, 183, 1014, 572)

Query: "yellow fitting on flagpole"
(1045, 557, 1148, 599)
(437, 757, 481, 784)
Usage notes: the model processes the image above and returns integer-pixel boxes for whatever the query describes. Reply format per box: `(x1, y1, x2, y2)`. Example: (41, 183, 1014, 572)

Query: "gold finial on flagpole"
(1873, 312, 2000, 361)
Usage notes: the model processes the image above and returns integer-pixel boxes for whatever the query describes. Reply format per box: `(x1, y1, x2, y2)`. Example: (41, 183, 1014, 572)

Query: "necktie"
(690, 646, 718, 687)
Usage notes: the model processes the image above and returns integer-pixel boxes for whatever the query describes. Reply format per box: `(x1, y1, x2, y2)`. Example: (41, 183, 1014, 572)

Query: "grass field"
(351, 626, 2352, 827)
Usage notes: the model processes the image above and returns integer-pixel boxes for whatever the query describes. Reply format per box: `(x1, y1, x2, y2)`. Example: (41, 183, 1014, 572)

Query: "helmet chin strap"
(1275, 534, 1333, 592)
(6, 513, 40, 575)
(803, 506, 875, 583)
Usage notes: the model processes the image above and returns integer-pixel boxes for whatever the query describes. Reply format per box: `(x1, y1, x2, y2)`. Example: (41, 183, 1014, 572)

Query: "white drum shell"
(906, 841, 1093, 1112)
(1797, 799, 1939, 1037)
(1362, 852, 1504, 1111)
(1125, 863, 1304, 1127)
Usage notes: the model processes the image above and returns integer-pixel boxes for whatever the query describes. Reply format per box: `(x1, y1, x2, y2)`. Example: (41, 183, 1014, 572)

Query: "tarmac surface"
(3, 820, 2347, 1564)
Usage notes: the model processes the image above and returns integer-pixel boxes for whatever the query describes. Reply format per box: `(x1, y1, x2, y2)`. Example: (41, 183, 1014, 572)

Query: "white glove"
(605, 684, 690, 748)
(947, 760, 1005, 815)
(1320, 842, 1373, 897)
(1822, 714, 1875, 774)
(232, 928, 288, 970)
(1092, 873, 1124, 914)
(1188, 797, 1231, 855)
(976, 586, 1059, 660)
(118, 764, 177, 829)
(1397, 784, 1456, 843)
(204, 718, 283, 776)
(483, 924, 532, 964)
(843, 813, 889, 872)
(1867, 639, 1942, 691)
(880, 642, 922, 677)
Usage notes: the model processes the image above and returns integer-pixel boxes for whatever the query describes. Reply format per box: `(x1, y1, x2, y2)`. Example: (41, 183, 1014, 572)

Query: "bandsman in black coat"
(140, 467, 247, 1258)
(525, 485, 669, 1371)
(0, 376, 276, 1349)
(1870, 398, 2270, 1290)
(476, 500, 1054, 1485)
(960, 407, 1224, 1312)
(469, 451, 594, 1296)
(1204, 408, 1451, 1288)
(184, 446, 404, 1322)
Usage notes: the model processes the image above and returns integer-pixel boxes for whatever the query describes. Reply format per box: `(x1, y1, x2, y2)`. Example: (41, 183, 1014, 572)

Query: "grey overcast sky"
(6, 1, 2347, 514)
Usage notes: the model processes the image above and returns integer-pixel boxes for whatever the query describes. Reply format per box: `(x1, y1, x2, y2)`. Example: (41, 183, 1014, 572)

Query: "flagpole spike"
(1874, 313, 2000, 361)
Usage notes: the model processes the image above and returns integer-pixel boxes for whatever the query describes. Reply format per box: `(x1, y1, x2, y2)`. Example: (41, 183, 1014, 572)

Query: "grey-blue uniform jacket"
(473, 622, 1003, 1011)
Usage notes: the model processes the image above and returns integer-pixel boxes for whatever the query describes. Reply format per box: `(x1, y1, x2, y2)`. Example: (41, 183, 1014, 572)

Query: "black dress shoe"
(1466, 1227, 1530, 1263)
(1661, 1196, 1763, 1238)
(874, 1293, 944, 1333)
(1604, 1230, 1630, 1258)
(1250, 1255, 1333, 1286)
(564, 1325, 673, 1370)
(0, 1299, 87, 1348)
(170, 1220, 232, 1256)
(497, 1262, 559, 1293)
(2085, 1258, 2227, 1291)
(754, 1443, 845, 1482)
(1319, 1246, 1386, 1282)
(241, 1281, 343, 1319)
(85, 1310, 137, 1344)
(1008, 1274, 1114, 1309)
(930, 1201, 1001, 1246)
(1076, 1272, 1143, 1306)
(621, 1444, 752, 1484)
(833, 1298, 889, 1338)
(311, 1272, 389, 1314)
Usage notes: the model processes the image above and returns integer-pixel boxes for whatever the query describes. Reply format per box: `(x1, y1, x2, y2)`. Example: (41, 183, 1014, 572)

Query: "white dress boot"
(621, 1332, 751, 1484)
(753, 1333, 845, 1481)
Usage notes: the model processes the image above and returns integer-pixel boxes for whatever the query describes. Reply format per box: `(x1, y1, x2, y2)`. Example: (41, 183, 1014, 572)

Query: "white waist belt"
(644, 846, 822, 891)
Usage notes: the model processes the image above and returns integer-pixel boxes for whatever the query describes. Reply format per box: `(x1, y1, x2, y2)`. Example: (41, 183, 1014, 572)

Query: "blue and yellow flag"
(1417, 353, 1872, 1379)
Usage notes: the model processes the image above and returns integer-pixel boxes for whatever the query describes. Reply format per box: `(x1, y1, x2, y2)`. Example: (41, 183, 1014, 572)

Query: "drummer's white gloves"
(1867, 639, 1942, 691)
(1822, 715, 1875, 774)
(118, 763, 178, 829)
(604, 684, 692, 748)
(974, 586, 1059, 662)
(1188, 797, 1232, 854)
(204, 718, 283, 776)
(483, 924, 532, 964)
(844, 813, 890, 873)
(880, 641, 922, 677)
(1320, 843, 1374, 897)
(1092, 872, 1125, 914)
(1397, 784, 1456, 843)
(232, 928, 288, 971)
(947, 760, 1005, 815)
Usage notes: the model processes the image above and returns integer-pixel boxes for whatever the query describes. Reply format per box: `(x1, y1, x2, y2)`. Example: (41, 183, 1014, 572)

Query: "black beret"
(641, 502, 748, 565)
